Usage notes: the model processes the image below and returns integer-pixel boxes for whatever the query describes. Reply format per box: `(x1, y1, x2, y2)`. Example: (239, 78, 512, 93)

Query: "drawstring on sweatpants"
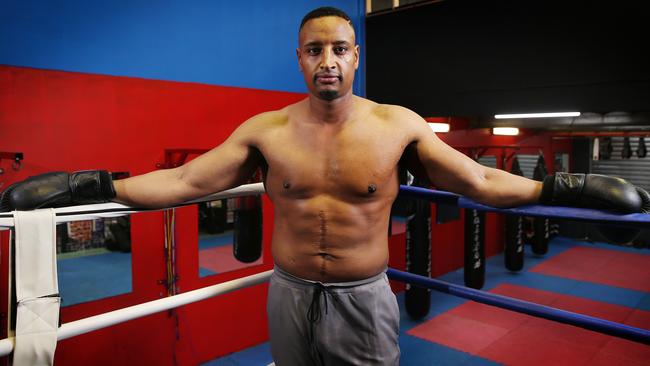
(307, 283, 338, 365)
(307, 283, 330, 323)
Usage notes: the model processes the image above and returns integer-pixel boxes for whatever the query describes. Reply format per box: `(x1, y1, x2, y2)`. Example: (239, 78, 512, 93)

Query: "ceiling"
(365, 0, 650, 129)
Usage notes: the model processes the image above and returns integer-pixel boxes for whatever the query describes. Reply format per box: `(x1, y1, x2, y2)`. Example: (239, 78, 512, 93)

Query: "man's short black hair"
(299, 6, 353, 32)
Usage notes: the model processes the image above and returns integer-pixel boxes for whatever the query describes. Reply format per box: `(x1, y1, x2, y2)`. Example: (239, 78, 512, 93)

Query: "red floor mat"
(407, 313, 511, 355)
(199, 245, 262, 274)
(530, 246, 650, 292)
(406, 284, 650, 366)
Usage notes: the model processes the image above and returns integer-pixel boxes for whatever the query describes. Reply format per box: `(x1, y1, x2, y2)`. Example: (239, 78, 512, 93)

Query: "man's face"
(297, 16, 359, 101)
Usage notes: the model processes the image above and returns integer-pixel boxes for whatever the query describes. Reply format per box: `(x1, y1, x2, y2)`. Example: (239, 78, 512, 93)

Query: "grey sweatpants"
(267, 266, 400, 366)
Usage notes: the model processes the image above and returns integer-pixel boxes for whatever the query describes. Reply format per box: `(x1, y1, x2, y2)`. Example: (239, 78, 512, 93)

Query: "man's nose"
(319, 48, 336, 70)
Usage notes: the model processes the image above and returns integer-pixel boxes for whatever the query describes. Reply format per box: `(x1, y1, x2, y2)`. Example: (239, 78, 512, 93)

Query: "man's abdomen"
(270, 195, 392, 282)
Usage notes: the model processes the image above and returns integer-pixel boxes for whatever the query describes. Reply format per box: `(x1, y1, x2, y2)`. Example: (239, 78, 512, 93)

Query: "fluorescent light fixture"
(492, 127, 519, 136)
(429, 123, 450, 133)
(494, 112, 581, 119)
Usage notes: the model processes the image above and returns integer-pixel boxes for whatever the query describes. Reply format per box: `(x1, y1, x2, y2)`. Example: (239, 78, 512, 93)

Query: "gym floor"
(57, 231, 258, 306)
(206, 237, 650, 366)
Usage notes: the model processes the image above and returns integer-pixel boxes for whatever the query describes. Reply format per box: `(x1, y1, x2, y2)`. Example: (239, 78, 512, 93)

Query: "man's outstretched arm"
(114, 119, 264, 208)
(397, 107, 649, 213)
(1, 115, 267, 211)
(396, 107, 541, 208)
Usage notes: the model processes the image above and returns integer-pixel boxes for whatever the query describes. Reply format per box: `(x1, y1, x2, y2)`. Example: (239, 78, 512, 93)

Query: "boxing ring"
(0, 183, 649, 363)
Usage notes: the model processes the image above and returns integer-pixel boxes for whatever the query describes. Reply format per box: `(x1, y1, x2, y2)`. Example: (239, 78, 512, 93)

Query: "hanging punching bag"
(405, 178, 432, 320)
(391, 167, 416, 218)
(637, 137, 647, 158)
(622, 137, 633, 159)
(504, 157, 524, 271)
(600, 137, 613, 160)
(233, 194, 263, 263)
(464, 208, 485, 289)
(532, 155, 550, 255)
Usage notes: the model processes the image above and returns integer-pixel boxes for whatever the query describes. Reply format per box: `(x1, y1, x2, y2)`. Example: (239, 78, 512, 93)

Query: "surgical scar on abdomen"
(316, 210, 332, 276)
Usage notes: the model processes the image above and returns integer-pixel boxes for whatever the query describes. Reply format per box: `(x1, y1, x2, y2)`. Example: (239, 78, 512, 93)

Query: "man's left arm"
(397, 107, 649, 213)
(395, 108, 540, 207)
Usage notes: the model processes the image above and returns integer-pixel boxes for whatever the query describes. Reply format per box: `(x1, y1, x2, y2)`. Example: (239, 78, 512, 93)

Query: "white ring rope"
(0, 182, 268, 357)
(0, 182, 266, 227)
(0, 270, 273, 357)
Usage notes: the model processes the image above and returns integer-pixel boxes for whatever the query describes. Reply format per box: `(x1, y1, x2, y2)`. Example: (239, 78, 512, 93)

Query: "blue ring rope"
(398, 185, 650, 229)
(386, 268, 650, 345)
(394, 185, 649, 345)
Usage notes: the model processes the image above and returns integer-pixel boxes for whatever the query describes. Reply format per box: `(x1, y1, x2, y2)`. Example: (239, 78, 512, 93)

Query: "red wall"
(0, 65, 303, 365)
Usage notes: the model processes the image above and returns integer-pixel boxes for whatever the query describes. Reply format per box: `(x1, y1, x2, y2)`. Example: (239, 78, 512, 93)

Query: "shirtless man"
(2, 6, 648, 366)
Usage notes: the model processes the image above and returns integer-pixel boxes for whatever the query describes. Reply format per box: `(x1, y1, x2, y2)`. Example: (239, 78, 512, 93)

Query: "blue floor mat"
(202, 342, 273, 366)
(199, 232, 234, 249)
(58, 251, 132, 306)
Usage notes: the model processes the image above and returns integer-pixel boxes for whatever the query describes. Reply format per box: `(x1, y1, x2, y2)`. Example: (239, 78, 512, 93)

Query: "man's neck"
(307, 92, 355, 124)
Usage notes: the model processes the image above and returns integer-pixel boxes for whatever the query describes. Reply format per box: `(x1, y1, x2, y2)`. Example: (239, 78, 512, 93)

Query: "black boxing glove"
(539, 173, 650, 214)
(0, 170, 116, 212)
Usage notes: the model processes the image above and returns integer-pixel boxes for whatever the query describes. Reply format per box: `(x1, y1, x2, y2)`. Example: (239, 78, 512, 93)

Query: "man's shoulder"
(245, 106, 291, 128)
(237, 102, 303, 138)
(367, 100, 422, 124)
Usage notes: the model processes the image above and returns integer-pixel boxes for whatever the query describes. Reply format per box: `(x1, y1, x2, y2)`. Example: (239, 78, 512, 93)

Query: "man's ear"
(296, 48, 303, 71)
(354, 45, 360, 70)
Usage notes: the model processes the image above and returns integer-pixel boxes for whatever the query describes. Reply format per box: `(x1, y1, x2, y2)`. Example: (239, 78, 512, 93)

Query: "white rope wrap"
(13, 210, 59, 365)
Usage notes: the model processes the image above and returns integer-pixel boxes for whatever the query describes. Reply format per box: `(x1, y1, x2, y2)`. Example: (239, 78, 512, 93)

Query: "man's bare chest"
(259, 129, 407, 198)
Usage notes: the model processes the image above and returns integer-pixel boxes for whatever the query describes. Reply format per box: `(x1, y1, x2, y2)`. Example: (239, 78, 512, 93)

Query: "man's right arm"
(114, 116, 267, 208)
(1, 114, 269, 211)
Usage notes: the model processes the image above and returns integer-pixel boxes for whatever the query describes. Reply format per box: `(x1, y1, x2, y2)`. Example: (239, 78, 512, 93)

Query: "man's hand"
(0, 170, 116, 212)
(539, 173, 650, 213)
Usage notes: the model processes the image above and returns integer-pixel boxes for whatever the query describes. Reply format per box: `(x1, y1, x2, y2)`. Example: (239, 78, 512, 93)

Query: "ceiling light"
(429, 123, 450, 133)
(492, 127, 519, 136)
(494, 112, 581, 119)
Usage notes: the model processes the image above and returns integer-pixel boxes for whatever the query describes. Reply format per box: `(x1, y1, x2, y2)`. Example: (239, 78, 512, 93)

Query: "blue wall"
(0, 0, 366, 95)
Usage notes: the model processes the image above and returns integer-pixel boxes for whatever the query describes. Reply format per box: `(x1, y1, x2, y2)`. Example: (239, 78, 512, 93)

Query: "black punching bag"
(622, 137, 633, 159)
(233, 195, 263, 263)
(532, 155, 550, 255)
(505, 157, 524, 271)
(464, 208, 485, 289)
(405, 179, 431, 320)
(600, 137, 613, 160)
(637, 137, 647, 158)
